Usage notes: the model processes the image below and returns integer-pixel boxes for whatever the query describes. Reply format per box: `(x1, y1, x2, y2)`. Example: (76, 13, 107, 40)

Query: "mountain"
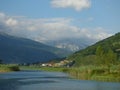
(0, 32, 71, 63)
(67, 32, 120, 66)
(45, 38, 93, 52)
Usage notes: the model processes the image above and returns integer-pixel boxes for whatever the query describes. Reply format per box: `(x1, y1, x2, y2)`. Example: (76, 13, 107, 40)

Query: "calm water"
(0, 70, 120, 90)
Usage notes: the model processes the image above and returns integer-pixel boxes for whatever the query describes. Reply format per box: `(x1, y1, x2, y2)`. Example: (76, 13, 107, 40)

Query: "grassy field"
(20, 64, 120, 82)
(0, 64, 20, 72)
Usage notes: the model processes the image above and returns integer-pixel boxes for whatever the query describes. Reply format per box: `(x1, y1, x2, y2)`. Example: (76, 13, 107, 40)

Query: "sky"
(0, 0, 120, 43)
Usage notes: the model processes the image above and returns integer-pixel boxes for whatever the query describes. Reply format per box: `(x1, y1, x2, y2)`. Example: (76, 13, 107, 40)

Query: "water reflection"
(0, 78, 20, 90)
(0, 71, 120, 90)
(0, 71, 68, 90)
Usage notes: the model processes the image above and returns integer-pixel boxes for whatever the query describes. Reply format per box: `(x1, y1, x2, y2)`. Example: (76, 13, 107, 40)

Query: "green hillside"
(67, 32, 120, 67)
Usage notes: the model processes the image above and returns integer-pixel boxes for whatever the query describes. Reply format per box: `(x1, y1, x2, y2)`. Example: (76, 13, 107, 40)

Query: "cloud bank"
(0, 12, 111, 43)
(51, 0, 91, 11)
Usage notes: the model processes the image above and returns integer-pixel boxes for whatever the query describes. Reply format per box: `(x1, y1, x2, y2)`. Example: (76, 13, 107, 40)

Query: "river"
(0, 70, 120, 90)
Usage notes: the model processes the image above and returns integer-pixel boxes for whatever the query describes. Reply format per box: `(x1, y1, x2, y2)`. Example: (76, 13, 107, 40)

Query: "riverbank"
(1, 70, 120, 90)
(67, 65, 120, 82)
(20, 65, 120, 82)
(0, 64, 20, 72)
(1, 64, 119, 82)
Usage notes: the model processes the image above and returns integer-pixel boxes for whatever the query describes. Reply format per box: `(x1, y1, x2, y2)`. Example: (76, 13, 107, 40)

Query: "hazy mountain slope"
(67, 32, 120, 66)
(45, 38, 93, 52)
(0, 32, 70, 63)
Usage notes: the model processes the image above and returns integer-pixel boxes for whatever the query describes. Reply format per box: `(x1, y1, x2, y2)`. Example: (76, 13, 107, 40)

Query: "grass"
(0, 64, 20, 72)
(66, 65, 120, 82)
(20, 65, 67, 72)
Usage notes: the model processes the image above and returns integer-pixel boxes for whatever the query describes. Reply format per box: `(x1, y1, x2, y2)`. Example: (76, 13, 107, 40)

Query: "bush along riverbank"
(0, 64, 20, 72)
(65, 65, 120, 82)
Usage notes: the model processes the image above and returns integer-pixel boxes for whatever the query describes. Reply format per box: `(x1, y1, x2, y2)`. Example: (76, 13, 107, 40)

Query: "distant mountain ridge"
(67, 32, 120, 66)
(0, 32, 71, 63)
(45, 38, 92, 52)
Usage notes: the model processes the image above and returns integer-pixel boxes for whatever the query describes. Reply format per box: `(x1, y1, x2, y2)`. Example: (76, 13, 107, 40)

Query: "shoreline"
(20, 66, 120, 82)
(1, 65, 120, 82)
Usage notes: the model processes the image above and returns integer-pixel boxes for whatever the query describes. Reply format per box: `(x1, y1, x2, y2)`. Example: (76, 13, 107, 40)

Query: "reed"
(66, 65, 120, 82)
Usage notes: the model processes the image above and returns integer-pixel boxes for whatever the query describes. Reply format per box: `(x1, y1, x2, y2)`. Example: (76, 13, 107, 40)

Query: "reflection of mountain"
(45, 38, 93, 52)
(0, 32, 71, 63)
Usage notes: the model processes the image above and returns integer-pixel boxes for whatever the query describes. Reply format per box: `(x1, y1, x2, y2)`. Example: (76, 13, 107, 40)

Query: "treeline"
(68, 32, 120, 67)
(95, 46, 118, 66)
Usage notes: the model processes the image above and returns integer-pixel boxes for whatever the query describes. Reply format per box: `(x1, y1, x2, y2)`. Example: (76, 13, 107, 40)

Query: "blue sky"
(0, 0, 120, 42)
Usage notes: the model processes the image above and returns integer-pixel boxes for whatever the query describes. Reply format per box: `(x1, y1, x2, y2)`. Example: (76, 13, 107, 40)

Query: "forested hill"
(67, 32, 120, 66)
(0, 32, 71, 63)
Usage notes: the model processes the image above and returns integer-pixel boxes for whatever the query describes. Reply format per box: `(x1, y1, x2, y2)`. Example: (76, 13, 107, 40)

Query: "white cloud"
(0, 12, 111, 43)
(6, 18, 18, 26)
(51, 0, 91, 11)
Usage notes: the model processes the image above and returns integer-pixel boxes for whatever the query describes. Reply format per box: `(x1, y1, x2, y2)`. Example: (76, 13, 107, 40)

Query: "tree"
(96, 45, 117, 66)
(105, 49, 117, 66)
(95, 46, 105, 65)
